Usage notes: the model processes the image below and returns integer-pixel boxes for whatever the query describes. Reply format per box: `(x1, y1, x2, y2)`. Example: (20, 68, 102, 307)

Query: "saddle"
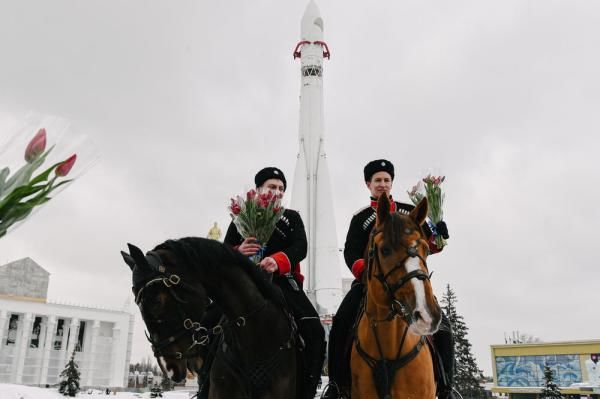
(195, 281, 307, 399)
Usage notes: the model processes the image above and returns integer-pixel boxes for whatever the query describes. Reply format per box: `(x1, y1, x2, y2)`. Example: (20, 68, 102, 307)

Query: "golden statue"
(207, 222, 222, 241)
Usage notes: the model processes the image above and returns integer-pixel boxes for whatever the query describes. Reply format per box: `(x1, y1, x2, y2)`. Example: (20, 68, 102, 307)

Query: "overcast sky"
(1, 0, 599, 376)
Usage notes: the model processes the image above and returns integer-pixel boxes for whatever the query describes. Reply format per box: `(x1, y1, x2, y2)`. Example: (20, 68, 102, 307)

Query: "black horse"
(122, 237, 302, 399)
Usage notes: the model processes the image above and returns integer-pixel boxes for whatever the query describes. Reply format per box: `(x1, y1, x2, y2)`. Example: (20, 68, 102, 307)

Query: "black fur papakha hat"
(364, 159, 395, 182)
(255, 167, 287, 191)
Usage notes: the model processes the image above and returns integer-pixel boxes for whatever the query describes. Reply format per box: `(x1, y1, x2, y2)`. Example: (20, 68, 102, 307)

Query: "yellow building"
(490, 340, 600, 398)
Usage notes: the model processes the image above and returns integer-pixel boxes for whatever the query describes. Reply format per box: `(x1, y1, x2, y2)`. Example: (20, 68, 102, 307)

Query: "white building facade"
(0, 258, 134, 388)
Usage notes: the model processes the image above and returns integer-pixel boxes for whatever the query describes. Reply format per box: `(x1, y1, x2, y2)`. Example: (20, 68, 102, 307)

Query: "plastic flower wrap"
(0, 114, 98, 238)
(407, 175, 447, 248)
(228, 188, 285, 264)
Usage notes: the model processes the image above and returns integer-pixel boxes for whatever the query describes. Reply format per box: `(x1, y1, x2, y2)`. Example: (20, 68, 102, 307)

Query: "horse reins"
(136, 265, 286, 361)
(136, 271, 213, 360)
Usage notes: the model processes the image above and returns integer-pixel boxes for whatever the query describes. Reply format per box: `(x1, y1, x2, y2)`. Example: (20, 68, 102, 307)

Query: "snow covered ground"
(0, 384, 191, 399)
(0, 382, 328, 398)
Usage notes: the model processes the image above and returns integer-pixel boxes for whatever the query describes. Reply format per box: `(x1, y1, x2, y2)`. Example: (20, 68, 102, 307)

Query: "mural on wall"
(496, 355, 582, 387)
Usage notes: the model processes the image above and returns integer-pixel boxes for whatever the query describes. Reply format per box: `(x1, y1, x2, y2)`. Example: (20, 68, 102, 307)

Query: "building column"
(0, 310, 8, 345)
(15, 313, 33, 384)
(65, 318, 80, 357)
(86, 320, 101, 386)
(40, 316, 57, 386)
(109, 326, 121, 387)
(123, 314, 135, 387)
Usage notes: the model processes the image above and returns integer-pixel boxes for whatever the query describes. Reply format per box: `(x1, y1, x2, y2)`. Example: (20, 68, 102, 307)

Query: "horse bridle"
(366, 227, 432, 323)
(135, 263, 274, 361)
(136, 270, 212, 360)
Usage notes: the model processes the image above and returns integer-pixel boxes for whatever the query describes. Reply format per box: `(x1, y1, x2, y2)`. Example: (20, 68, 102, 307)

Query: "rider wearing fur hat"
(323, 159, 457, 399)
(224, 166, 326, 399)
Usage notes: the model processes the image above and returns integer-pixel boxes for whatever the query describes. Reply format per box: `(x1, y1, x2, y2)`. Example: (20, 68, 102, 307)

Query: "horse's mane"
(153, 237, 286, 309)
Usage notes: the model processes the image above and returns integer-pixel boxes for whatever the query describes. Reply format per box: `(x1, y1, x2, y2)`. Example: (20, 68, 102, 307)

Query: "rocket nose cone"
(301, 0, 323, 41)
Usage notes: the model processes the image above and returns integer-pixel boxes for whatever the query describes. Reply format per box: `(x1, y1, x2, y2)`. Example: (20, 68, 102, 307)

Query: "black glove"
(435, 221, 449, 239)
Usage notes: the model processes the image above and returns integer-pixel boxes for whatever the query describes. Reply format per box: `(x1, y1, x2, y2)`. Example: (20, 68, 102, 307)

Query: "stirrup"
(438, 386, 463, 399)
(321, 381, 347, 399)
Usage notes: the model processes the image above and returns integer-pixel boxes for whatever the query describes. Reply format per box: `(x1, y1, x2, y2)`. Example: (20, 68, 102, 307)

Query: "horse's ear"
(409, 197, 428, 227)
(376, 193, 391, 227)
(127, 243, 149, 270)
(121, 251, 136, 271)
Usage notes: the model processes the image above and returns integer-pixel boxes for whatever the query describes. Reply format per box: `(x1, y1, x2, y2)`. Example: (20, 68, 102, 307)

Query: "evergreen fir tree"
(441, 284, 486, 398)
(160, 372, 173, 392)
(541, 365, 563, 398)
(58, 350, 81, 397)
(150, 384, 163, 398)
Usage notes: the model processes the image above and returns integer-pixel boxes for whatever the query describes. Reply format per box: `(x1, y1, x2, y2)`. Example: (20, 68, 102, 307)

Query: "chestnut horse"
(122, 237, 300, 399)
(351, 195, 442, 399)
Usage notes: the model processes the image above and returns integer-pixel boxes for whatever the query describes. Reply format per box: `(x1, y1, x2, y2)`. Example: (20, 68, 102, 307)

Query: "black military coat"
(224, 209, 307, 284)
(344, 197, 437, 279)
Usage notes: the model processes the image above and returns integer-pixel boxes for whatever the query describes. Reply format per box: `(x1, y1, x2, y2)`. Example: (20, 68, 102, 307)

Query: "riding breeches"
(275, 276, 326, 399)
(327, 281, 363, 386)
(434, 312, 455, 387)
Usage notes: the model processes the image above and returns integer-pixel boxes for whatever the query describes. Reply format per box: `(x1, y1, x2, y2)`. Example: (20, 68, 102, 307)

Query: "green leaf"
(0, 184, 49, 219)
(29, 161, 64, 186)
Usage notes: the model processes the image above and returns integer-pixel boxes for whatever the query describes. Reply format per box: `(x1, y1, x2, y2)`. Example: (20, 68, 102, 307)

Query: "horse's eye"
(381, 246, 391, 257)
(404, 228, 413, 234)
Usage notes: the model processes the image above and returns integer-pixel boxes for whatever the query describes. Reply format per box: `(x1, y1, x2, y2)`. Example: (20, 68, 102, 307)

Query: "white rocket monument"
(290, 1, 343, 316)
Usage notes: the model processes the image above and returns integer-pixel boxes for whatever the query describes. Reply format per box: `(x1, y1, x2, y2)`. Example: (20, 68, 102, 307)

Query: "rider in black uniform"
(224, 167, 326, 399)
(324, 159, 457, 399)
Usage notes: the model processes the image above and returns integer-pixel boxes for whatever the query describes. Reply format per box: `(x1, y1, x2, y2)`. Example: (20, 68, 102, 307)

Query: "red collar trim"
(370, 197, 396, 213)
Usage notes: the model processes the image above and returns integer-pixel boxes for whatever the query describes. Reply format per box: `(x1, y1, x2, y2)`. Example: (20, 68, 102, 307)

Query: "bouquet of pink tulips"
(407, 175, 447, 248)
(0, 128, 77, 238)
(228, 188, 285, 264)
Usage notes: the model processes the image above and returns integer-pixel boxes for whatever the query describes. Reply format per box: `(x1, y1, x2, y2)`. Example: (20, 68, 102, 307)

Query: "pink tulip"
(55, 154, 77, 177)
(247, 189, 257, 200)
(24, 128, 47, 163)
(230, 203, 241, 215)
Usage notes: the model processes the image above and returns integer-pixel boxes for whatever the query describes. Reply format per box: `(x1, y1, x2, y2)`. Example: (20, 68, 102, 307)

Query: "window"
(30, 317, 42, 348)
(302, 66, 322, 77)
(6, 314, 19, 345)
(76, 321, 86, 352)
(53, 319, 65, 350)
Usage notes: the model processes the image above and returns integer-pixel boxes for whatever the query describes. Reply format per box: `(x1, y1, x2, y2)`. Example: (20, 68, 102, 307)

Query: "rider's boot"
(299, 317, 326, 399)
(434, 312, 458, 399)
(320, 381, 342, 399)
(322, 283, 364, 399)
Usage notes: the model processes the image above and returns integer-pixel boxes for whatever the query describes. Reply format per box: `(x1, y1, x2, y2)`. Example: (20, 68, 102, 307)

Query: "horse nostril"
(413, 311, 422, 321)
